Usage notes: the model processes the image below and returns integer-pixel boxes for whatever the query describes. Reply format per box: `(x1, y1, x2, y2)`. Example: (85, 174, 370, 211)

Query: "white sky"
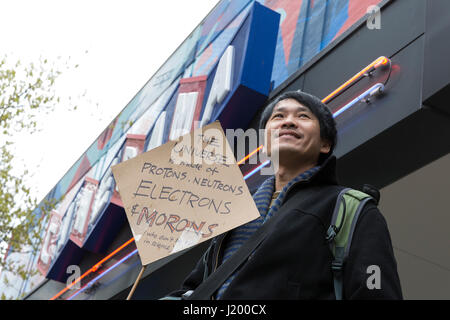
(1, 0, 219, 203)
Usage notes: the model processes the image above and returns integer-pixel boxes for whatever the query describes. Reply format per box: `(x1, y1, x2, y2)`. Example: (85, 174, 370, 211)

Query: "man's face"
(264, 98, 330, 164)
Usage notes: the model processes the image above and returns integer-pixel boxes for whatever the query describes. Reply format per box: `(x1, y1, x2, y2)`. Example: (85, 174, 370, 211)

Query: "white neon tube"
(333, 83, 385, 118)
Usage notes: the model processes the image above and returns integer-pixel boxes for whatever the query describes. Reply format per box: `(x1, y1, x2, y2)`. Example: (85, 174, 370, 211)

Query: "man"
(167, 90, 403, 299)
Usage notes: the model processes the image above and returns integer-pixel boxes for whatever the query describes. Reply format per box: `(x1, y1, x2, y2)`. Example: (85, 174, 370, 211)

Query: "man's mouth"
(278, 130, 302, 139)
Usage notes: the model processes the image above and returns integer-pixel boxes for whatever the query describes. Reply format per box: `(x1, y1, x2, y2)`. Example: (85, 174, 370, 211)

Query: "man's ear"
(320, 139, 331, 154)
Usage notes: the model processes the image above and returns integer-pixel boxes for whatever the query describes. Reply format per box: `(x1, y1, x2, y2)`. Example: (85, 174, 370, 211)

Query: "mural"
(261, 0, 383, 88)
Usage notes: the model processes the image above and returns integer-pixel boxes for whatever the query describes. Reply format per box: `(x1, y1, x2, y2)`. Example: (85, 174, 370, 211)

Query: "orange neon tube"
(322, 56, 389, 104)
(236, 145, 263, 165)
(49, 237, 135, 300)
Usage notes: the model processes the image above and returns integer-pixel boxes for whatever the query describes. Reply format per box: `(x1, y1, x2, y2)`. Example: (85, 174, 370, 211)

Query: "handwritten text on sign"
(111, 121, 260, 266)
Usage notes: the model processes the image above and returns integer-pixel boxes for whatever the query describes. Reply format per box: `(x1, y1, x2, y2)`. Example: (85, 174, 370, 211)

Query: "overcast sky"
(1, 0, 219, 203)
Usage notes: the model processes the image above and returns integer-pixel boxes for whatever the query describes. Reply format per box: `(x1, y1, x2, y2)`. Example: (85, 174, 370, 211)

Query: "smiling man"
(166, 90, 403, 300)
(262, 93, 334, 192)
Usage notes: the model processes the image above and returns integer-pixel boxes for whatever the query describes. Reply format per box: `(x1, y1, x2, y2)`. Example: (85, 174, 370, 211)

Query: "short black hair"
(259, 90, 337, 164)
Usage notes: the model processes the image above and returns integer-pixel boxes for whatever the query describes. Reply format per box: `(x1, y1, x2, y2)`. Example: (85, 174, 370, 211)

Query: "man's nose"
(280, 115, 297, 128)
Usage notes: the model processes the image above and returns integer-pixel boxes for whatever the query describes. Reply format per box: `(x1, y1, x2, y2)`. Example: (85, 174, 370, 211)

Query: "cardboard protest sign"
(111, 121, 260, 266)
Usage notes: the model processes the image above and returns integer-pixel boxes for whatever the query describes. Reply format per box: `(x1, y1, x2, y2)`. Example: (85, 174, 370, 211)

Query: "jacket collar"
(275, 154, 339, 188)
(310, 155, 339, 186)
(276, 155, 338, 206)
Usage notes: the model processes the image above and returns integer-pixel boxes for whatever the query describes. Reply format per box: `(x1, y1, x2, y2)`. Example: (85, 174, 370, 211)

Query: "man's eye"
(272, 113, 283, 118)
(299, 113, 310, 118)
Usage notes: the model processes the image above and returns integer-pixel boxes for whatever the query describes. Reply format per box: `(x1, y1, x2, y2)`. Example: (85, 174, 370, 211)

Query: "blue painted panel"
(209, 2, 280, 129)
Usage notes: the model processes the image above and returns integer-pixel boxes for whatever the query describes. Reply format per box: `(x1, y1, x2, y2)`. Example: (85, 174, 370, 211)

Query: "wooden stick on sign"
(126, 265, 147, 300)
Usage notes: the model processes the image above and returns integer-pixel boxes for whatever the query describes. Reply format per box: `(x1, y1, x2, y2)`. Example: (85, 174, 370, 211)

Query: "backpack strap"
(326, 188, 375, 300)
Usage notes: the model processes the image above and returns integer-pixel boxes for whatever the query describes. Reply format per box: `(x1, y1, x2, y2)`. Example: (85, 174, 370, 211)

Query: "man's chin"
(269, 146, 303, 160)
(269, 146, 318, 164)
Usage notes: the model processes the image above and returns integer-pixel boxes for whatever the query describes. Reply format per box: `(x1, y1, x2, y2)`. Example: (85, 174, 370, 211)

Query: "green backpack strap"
(325, 188, 375, 300)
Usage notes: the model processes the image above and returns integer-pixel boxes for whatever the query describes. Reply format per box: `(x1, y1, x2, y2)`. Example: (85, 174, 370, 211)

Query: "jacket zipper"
(210, 235, 224, 300)
(213, 237, 223, 272)
(282, 179, 309, 204)
(213, 235, 224, 273)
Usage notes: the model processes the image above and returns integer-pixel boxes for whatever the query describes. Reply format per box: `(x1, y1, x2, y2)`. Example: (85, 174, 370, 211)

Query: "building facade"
(1, 0, 449, 300)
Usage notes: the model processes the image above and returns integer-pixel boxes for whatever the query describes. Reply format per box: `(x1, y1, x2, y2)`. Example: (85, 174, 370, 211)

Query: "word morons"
(131, 204, 218, 238)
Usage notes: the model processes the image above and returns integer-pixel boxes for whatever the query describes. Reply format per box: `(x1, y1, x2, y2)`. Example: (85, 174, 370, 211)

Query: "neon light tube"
(67, 249, 139, 300)
(332, 83, 384, 118)
(237, 145, 263, 165)
(322, 56, 389, 104)
(50, 237, 135, 300)
(243, 160, 271, 180)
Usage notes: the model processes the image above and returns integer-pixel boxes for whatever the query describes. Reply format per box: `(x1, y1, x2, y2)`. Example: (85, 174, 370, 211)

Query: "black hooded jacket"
(169, 156, 403, 299)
